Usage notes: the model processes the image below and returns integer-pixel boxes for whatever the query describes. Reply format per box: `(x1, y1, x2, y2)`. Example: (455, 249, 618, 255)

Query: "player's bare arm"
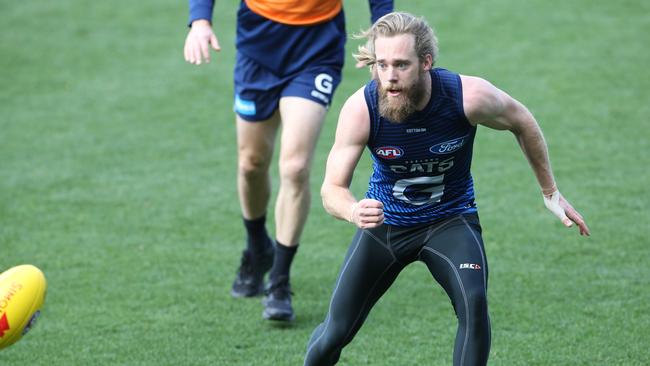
(461, 75, 590, 236)
(321, 87, 385, 229)
(184, 19, 221, 65)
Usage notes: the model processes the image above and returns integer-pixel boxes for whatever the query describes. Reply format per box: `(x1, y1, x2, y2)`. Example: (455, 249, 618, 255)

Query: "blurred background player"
(183, 0, 393, 322)
(304, 12, 590, 365)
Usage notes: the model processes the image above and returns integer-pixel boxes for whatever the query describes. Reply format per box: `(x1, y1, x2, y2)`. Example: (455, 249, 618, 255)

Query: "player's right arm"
(184, 0, 221, 65)
(321, 87, 385, 229)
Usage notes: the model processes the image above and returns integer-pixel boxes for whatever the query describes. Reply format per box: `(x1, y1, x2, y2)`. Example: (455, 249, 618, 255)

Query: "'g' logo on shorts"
(315, 74, 333, 94)
(311, 73, 333, 105)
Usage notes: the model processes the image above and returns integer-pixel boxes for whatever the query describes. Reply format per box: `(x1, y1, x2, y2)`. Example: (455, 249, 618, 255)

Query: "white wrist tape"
(543, 190, 568, 221)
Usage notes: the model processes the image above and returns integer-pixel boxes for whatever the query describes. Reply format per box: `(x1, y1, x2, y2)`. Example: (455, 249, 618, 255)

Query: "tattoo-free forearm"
(511, 112, 556, 193)
(321, 183, 358, 223)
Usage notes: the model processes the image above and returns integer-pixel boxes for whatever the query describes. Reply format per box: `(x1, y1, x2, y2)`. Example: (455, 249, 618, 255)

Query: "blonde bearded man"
(304, 12, 589, 365)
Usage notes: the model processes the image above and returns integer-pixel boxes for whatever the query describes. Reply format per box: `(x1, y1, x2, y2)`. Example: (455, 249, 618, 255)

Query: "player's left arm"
(461, 75, 590, 236)
(184, 0, 220, 65)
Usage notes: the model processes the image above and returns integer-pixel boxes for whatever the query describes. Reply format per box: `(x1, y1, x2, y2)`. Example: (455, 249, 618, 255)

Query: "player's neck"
(415, 71, 432, 111)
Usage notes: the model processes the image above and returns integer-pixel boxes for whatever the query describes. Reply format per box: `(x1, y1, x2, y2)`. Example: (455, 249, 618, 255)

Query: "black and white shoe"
(262, 276, 295, 322)
(230, 247, 274, 298)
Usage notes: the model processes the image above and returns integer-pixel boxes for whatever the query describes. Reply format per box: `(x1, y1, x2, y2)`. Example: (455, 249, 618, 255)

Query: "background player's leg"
(304, 228, 405, 366)
(274, 97, 327, 246)
(236, 113, 280, 220)
(262, 97, 327, 321)
(231, 113, 281, 298)
(418, 216, 491, 366)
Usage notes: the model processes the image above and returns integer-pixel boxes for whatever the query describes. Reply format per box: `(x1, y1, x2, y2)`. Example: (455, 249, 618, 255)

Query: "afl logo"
(375, 146, 404, 159)
(429, 136, 467, 155)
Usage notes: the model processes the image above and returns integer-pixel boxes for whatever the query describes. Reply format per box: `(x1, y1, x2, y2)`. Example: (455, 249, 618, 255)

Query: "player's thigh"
(236, 113, 281, 166)
(329, 228, 403, 319)
(233, 52, 284, 162)
(277, 97, 327, 166)
(419, 215, 488, 299)
(277, 67, 341, 161)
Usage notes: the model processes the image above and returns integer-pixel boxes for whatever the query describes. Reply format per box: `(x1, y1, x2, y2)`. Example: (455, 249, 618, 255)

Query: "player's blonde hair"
(354, 12, 438, 67)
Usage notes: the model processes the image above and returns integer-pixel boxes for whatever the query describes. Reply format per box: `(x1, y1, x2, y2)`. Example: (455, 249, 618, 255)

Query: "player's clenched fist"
(349, 199, 384, 229)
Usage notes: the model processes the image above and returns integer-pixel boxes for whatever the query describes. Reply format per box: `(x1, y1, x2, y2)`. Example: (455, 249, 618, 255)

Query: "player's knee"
(323, 319, 355, 350)
(308, 319, 348, 353)
(465, 288, 488, 318)
(238, 153, 270, 178)
(279, 158, 310, 185)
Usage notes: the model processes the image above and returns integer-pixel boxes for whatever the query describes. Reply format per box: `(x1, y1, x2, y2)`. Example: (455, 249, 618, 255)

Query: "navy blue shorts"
(234, 54, 343, 121)
(233, 1, 346, 121)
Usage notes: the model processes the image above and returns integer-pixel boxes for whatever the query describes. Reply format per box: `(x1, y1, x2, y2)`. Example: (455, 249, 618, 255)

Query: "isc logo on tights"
(375, 146, 404, 159)
(459, 263, 481, 270)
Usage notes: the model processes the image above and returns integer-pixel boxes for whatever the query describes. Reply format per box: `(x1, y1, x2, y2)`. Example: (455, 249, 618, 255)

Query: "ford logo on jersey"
(429, 136, 467, 155)
(375, 146, 404, 159)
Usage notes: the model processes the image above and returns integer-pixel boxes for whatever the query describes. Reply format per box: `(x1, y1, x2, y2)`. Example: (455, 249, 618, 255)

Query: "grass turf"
(1, 0, 649, 364)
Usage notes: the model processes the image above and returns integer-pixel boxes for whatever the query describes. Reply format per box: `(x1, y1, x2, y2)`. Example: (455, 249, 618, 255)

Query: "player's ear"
(421, 54, 433, 71)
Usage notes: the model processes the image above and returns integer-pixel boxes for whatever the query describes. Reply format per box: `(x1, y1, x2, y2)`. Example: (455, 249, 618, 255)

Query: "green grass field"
(2, 0, 649, 365)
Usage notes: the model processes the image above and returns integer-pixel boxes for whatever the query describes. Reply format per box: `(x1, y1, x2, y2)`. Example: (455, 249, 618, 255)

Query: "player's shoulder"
(460, 75, 497, 98)
(460, 75, 505, 125)
(341, 85, 370, 121)
(343, 85, 367, 108)
(336, 85, 370, 145)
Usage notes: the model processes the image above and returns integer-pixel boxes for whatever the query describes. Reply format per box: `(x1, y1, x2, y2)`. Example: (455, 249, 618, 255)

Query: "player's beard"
(376, 72, 427, 123)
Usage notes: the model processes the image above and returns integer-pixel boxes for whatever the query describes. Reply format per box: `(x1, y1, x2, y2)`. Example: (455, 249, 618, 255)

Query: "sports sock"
(269, 241, 298, 283)
(243, 215, 271, 255)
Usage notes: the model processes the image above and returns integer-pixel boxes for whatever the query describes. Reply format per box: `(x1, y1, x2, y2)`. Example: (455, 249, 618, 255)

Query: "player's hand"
(184, 19, 220, 65)
(350, 199, 384, 229)
(543, 190, 590, 236)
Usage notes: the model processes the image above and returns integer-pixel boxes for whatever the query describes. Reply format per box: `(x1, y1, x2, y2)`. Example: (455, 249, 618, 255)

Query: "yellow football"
(0, 264, 47, 350)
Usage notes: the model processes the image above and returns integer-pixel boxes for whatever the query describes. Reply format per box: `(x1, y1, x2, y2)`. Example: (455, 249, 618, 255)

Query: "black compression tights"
(304, 214, 490, 366)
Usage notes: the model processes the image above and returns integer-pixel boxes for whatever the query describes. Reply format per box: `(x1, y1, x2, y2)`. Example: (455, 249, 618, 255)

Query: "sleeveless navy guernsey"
(363, 68, 478, 226)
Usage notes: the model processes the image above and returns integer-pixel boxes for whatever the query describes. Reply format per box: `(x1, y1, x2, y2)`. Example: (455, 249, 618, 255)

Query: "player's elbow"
(321, 182, 344, 218)
(509, 114, 541, 141)
(505, 98, 537, 134)
(320, 183, 335, 214)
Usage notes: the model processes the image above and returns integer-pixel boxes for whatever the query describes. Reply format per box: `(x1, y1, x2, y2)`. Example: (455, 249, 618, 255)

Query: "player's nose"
(387, 67, 398, 82)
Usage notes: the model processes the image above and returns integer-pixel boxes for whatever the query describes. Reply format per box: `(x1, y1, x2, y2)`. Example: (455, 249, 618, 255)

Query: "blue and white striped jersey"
(364, 68, 478, 226)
